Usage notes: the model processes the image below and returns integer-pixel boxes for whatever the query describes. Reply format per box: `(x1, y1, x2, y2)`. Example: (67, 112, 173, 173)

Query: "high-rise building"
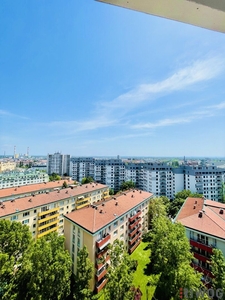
(47, 152, 70, 176)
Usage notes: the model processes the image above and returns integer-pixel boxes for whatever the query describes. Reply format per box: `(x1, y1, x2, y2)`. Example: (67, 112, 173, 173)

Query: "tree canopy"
(81, 177, 94, 184)
(49, 172, 61, 181)
(120, 181, 135, 191)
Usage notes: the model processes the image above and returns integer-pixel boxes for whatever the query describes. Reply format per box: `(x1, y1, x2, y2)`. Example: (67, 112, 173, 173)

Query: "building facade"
(70, 158, 225, 201)
(0, 170, 49, 189)
(0, 161, 16, 173)
(47, 152, 70, 176)
(175, 197, 225, 284)
(64, 189, 153, 293)
(0, 183, 109, 239)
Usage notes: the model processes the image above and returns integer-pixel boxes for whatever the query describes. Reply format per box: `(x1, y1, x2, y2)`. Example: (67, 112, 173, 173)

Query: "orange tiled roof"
(176, 197, 225, 239)
(65, 190, 153, 233)
(0, 180, 72, 198)
(0, 183, 108, 217)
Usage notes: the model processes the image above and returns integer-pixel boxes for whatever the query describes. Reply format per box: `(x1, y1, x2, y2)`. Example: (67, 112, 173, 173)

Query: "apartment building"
(70, 158, 225, 201)
(0, 183, 109, 239)
(0, 170, 49, 189)
(47, 152, 70, 176)
(175, 197, 225, 283)
(64, 189, 153, 293)
(0, 179, 71, 202)
(0, 161, 16, 172)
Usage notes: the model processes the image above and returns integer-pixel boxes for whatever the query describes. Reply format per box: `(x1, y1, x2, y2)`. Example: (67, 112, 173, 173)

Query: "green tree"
(104, 240, 134, 300)
(4, 232, 72, 300)
(49, 173, 61, 181)
(73, 245, 94, 300)
(62, 181, 68, 188)
(81, 177, 94, 184)
(149, 216, 204, 299)
(109, 188, 114, 195)
(148, 197, 167, 230)
(120, 180, 135, 191)
(0, 220, 32, 298)
(219, 183, 225, 203)
(211, 248, 225, 299)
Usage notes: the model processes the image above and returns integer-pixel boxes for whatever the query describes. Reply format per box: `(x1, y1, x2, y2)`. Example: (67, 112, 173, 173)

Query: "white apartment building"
(0, 170, 49, 189)
(70, 158, 225, 201)
(47, 152, 70, 176)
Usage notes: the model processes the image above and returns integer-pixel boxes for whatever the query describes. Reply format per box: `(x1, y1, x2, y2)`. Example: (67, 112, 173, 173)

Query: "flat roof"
(65, 189, 153, 233)
(0, 183, 108, 217)
(97, 0, 225, 33)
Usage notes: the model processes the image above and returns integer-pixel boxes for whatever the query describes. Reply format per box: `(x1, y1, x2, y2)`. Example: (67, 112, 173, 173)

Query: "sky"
(0, 0, 225, 157)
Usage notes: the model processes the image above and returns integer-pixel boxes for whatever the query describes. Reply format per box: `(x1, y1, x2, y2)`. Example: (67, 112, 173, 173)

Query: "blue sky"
(0, 0, 225, 157)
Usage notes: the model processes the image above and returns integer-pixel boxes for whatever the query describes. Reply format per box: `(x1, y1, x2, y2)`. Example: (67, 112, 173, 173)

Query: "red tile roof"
(65, 190, 153, 233)
(176, 197, 225, 239)
(0, 180, 72, 199)
(0, 183, 108, 217)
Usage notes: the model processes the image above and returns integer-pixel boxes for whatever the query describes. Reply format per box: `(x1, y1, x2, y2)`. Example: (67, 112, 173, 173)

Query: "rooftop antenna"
(27, 147, 29, 157)
(14, 146, 16, 159)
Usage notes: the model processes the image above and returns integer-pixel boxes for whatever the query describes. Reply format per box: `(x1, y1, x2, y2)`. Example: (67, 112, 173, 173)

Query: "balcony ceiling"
(97, 0, 225, 33)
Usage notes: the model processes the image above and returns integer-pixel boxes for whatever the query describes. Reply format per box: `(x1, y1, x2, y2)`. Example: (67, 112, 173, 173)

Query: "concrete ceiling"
(97, 0, 225, 33)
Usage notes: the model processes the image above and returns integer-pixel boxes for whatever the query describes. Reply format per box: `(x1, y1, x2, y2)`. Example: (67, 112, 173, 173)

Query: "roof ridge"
(204, 207, 225, 233)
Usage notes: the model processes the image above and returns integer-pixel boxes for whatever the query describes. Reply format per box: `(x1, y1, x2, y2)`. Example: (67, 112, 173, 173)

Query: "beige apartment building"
(0, 161, 16, 172)
(64, 189, 153, 293)
(0, 183, 109, 239)
(0, 179, 72, 202)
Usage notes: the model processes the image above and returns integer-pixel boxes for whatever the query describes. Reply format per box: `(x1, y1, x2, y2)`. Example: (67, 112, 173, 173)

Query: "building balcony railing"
(193, 251, 211, 263)
(38, 213, 59, 224)
(95, 254, 110, 269)
(38, 219, 58, 231)
(129, 239, 141, 254)
(76, 201, 89, 209)
(129, 210, 141, 223)
(95, 266, 108, 282)
(38, 207, 59, 217)
(37, 225, 59, 239)
(129, 224, 141, 237)
(95, 278, 108, 293)
(191, 262, 214, 278)
(129, 231, 141, 245)
(129, 217, 141, 230)
(96, 246, 108, 258)
(96, 233, 111, 250)
(190, 238, 215, 254)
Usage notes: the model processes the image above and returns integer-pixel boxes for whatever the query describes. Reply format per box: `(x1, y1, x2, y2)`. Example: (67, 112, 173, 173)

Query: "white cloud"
(0, 109, 29, 119)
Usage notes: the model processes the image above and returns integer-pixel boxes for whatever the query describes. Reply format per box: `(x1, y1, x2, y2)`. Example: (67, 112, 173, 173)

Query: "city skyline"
(1, 1, 225, 157)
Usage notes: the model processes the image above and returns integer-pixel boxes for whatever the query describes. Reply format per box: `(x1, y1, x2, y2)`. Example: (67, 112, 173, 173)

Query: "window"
(120, 225, 124, 231)
(11, 215, 18, 221)
(114, 221, 118, 227)
(34, 209, 37, 213)
(23, 211, 30, 217)
(33, 224, 36, 228)
(120, 217, 124, 222)
(22, 219, 29, 224)
(113, 230, 118, 236)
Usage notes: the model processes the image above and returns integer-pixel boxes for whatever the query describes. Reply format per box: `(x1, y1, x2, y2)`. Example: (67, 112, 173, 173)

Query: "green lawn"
(130, 241, 158, 300)
(97, 241, 158, 300)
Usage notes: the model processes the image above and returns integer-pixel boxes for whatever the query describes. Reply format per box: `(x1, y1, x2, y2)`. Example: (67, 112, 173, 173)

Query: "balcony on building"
(129, 231, 141, 245)
(95, 278, 108, 293)
(95, 254, 110, 269)
(95, 264, 108, 282)
(190, 238, 215, 254)
(129, 224, 141, 237)
(129, 217, 141, 230)
(191, 262, 214, 278)
(96, 233, 110, 250)
(129, 210, 141, 223)
(129, 239, 141, 254)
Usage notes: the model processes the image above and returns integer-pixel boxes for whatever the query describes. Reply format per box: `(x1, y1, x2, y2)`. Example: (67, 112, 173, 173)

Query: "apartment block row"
(175, 197, 225, 285)
(64, 189, 153, 293)
(0, 161, 17, 173)
(69, 157, 225, 201)
(0, 183, 109, 239)
(0, 170, 49, 189)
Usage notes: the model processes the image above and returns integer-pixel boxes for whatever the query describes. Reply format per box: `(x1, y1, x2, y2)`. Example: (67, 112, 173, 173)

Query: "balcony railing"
(191, 262, 214, 278)
(193, 251, 211, 263)
(129, 210, 141, 223)
(96, 233, 110, 250)
(95, 266, 108, 281)
(96, 254, 110, 269)
(190, 238, 214, 254)
(95, 278, 108, 293)
(129, 231, 141, 245)
(129, 224, 141, 237)
(129, 239, 141, 254)
(129, 217, 141, 230)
